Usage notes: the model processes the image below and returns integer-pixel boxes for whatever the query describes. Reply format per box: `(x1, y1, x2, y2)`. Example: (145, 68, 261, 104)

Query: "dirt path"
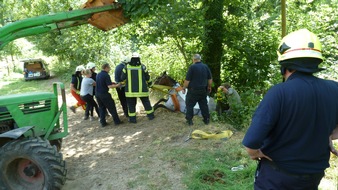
(62, 96, 192, 190)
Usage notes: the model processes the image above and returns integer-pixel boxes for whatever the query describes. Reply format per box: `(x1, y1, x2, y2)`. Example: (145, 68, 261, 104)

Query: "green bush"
(213, 88, 263, 130)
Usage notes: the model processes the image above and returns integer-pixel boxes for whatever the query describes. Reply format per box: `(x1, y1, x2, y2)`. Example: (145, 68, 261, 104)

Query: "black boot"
(203, 118, 210, 125)
(186, 120, 193, 126)
(129, 116, 137, 123)
(147, 113, 155, 120)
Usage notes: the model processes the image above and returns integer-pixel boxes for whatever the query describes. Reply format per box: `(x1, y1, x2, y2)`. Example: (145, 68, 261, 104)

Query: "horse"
(153, 71, 177, 87)
(152, 72, 183, 112)
(151, 71, 216, 114)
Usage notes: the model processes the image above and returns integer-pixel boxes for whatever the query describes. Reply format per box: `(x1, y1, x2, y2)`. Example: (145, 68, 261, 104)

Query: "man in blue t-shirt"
(242, 29, 338, 189)
(182, 54, 212, 126)
(96, 63, 122, 127)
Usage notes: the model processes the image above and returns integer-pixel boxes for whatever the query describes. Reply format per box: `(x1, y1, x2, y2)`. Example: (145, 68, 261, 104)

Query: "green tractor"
(0, 0, 128, 189)
(0, 82, 68, 189)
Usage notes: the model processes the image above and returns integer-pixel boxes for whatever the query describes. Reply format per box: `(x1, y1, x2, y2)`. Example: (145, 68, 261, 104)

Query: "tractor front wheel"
(49, 138, 63, 152)
(0, 137, 66, 190)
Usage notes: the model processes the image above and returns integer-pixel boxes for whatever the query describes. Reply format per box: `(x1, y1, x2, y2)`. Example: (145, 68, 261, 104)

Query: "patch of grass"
(0, 74, 70, 96)
(127, 162, 176, 190)
(1, 80, 46, 95)
(160, 132, 338, 190)
(157, 131, 254, 190)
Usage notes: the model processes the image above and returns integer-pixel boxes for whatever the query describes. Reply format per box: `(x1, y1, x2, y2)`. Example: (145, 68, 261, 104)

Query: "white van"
(21, 58, 50, 81)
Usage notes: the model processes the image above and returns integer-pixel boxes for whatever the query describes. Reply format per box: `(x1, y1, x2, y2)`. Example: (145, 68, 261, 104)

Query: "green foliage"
(136, 43, 187, 81)
(213, 88, 263, 130)
(118, 0, 205, 68)
(220, 0, 280, 90)
(0, 43, 22, 63)
(30, 26, 119, 66)
(119, 0, 166, 20)
(285, 0, 338, 80)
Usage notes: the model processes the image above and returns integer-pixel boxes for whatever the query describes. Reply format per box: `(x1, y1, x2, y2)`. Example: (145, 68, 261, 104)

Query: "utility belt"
(259, 158, 324, 179)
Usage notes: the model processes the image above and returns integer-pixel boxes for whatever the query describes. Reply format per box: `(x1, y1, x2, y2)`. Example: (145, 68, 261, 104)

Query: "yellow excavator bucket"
(82, 0, 129, 31)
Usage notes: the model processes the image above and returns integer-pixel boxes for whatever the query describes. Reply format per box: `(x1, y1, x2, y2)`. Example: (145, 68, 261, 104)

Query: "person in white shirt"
(80, 69, 99, 121)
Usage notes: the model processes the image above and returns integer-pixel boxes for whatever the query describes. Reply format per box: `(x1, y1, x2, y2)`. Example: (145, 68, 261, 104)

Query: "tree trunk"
(5, 56, 10, 76)
(10, 51, 16, 72)
(202, 0, 225, 94)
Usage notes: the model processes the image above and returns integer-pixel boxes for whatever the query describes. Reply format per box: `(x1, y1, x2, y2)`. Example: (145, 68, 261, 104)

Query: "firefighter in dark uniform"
(242, 29, 338, 189)
(114, 56, 129, 117)
(182, 54, 212, 125)
(121, 53, 155, 123)
(69, 65, 86, 113)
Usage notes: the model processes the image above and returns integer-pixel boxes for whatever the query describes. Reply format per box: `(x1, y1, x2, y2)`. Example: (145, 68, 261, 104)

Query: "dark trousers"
(96, 93, 121, 125)
(126, 97, 154, 121)
(81, 94, 100, 117)
(94, 96, 108, 117)
(185, 88, 209, 121)
(255, 159, 324, 190)
(116, 87, 128, 117)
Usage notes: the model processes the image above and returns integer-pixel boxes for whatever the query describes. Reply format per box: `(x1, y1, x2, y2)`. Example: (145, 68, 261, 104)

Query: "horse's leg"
(154, 104, 175, 112)
(153, 98, 168, 111)
(153, 98, 175, 112)
(154, 98, 167, 107)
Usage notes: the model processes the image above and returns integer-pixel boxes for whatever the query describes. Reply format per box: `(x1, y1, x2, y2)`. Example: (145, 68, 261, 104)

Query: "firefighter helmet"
(130, 52, 141, 66)
(86, 62, 96, 69)
(132, 52, 140, 58)
(122, 56, 131, 63)
(277, 29, 323, 62)
(277, 29, 324, 73)
(75, 65, 85, 72)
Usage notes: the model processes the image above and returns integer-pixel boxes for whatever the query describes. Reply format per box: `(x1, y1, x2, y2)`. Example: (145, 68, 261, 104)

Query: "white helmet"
(122, 56, 131, 63)
(75, 65, 85, 72)
(86, 62, 96, 69)
(132, 52, 140, 58)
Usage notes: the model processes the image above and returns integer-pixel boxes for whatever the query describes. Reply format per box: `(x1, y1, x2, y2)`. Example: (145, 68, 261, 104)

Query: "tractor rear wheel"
(0, 137, 66, 190)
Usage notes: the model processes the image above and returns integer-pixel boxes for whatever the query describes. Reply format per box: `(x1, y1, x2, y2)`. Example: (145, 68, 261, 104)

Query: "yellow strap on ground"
(191, 130, 233, 140)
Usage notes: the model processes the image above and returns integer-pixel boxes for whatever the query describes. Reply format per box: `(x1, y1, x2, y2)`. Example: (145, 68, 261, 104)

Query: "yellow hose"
(191, 130, 233, 140)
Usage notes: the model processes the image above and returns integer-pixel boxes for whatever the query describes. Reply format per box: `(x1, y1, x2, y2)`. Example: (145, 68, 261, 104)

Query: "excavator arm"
(0, 1, 128, 49)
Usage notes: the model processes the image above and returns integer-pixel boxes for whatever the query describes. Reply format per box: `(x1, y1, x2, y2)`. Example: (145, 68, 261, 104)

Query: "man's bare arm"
(245, 147, 272, 161)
